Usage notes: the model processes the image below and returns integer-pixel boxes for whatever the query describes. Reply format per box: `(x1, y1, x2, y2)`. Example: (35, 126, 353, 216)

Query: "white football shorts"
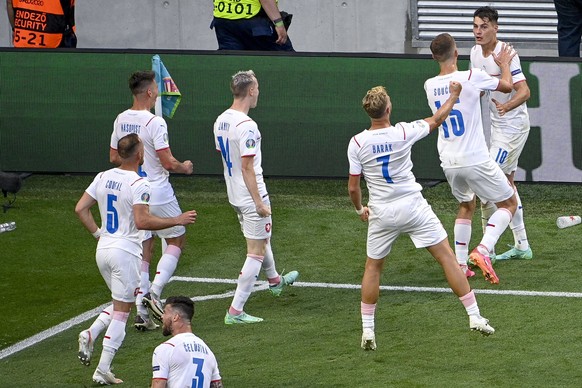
(444, 159, 515, 204)
(366, 192, 447, 260)
(96, 247, 140, 303)
(149, 199, 186, 239)
(489, 129, 530, 175)
(233, 201, 272, 240)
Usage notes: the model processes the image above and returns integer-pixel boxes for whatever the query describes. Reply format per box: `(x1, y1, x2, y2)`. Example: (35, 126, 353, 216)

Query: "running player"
(348, 82, 495, 351)
(110, 71, 194, 328)
(76, 134, 196, 385)
(424, 33, 517, 283)
(213, 70, 299, 324)
(471, 6, 533, 261)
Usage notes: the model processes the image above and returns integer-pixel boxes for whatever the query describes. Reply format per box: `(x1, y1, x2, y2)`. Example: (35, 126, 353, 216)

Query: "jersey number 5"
(106, 194, 119, 234)
(435, 99, 465, 138)
(217, 136, 233, 177)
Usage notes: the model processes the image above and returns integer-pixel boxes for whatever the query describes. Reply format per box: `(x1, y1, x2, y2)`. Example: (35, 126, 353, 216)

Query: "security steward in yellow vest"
(7, 0, 77, 48)
(211, 0, 294, 51)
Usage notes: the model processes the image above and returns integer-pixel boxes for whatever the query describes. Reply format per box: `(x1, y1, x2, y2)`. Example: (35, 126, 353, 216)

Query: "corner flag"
(151, 55, 181, 118)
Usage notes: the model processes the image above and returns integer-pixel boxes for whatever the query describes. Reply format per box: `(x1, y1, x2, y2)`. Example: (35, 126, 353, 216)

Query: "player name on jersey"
(105, 180, 123, 191)
(372, 143, 393, 154)
(182, 341, 210, 355)
(120, 123, 141, 134)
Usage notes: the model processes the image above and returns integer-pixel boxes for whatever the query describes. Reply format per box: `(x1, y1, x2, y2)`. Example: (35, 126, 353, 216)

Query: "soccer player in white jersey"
(75, 134, 197, 385)
(471, 6, 533, 261)
(348, 82, 495, 351)
(110, 71, 194, 329)
(151, 296, 223, 388)
(213, 70, 299, 324)
(424, 33, 518, 284)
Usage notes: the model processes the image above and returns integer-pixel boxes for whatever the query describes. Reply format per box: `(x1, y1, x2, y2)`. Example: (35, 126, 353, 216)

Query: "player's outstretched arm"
(424, 81, 463, 132)
(134, 204, 197, 230)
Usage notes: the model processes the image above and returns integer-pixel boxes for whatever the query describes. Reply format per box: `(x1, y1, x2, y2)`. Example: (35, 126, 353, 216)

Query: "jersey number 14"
(217, 136, 233, 177)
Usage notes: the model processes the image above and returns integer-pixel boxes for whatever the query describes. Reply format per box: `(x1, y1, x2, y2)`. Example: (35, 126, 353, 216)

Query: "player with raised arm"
(348, 82, 495, 351)
(110, 71, 194, 329)
(471, 6, 533, 261)
(213, 70, 298, 324)
(424, 33, 517, 283)
(76, 134, 197, 385)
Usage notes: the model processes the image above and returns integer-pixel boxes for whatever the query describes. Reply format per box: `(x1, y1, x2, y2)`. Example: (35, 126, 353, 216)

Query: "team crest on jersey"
(141, 192, 150, 203)
(246, 138, 256, 149)
(265, 223, 271, 233)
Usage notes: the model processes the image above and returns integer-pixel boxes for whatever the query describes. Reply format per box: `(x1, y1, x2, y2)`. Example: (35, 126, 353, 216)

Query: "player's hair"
(430, 33, 456, 62)
(128, 71, 156, 96)
(165, 296, 195, 322)
(474, 6, 498, 24)
(362, 86, 389, 119)
(231, 70, 256, 98)
(117, 133, 141, 159)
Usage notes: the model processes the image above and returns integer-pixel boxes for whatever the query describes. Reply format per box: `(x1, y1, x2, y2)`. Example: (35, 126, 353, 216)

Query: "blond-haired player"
(348, 82, 494, 351)
(213, 70, 299, 324)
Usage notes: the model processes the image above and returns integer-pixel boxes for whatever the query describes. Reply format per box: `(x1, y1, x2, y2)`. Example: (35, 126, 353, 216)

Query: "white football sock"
(479, 208, 512, 253)
(510, 189, 529, 251)
(230, 255, 263, 313)
(151, 245, 181, 297)
(454, 219, 471, 265)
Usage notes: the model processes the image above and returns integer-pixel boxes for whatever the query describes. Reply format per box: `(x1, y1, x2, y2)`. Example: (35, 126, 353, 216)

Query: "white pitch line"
(174, 276, 582, 298)
(2, 277, 582, 360)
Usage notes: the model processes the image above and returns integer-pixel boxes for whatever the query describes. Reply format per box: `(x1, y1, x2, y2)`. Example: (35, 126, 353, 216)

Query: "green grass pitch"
(0, 175, 581, 387)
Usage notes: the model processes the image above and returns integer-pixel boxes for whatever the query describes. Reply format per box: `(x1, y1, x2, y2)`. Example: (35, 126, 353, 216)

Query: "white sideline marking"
(2, 276, 582, 360)
(174, 276, 582, 298)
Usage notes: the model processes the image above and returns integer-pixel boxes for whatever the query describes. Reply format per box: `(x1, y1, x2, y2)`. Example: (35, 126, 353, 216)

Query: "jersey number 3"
(191, 357, 205, 388)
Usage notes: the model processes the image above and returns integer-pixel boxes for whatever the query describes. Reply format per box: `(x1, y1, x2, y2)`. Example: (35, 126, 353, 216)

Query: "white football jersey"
(347, 120, 429, 205)
(111, 109, 175, 205)
(85, 168, 150, 257)
(424, 69, 499, 168)
(470, 41, 530, 133)
(152, 332, 221, 388)
(213, 109, 267, 208)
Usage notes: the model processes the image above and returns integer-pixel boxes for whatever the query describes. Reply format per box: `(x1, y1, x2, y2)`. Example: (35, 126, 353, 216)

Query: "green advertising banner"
(0, 50, 580, 182)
